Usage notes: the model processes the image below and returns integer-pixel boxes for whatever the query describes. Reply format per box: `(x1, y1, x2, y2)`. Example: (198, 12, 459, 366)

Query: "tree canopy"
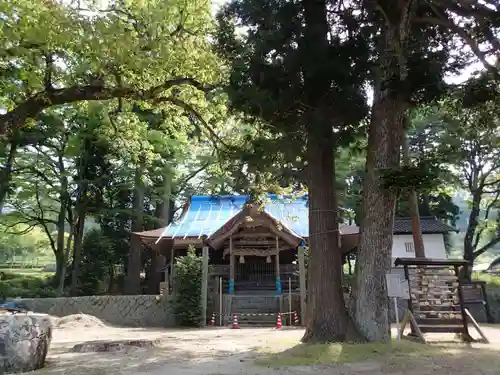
(1, 0, 499, 345)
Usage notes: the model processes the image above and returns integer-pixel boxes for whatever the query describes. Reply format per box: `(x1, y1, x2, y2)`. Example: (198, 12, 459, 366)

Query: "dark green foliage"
(215, 0, 369, 193)
(75, 229, 119, 296)
(381, 162, 444, 192)
(173, 245, 203, 326)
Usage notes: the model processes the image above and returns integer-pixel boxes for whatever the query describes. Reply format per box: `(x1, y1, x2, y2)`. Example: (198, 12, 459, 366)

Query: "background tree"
(0, 0, 221, 136)
(412, 80, 500, 268)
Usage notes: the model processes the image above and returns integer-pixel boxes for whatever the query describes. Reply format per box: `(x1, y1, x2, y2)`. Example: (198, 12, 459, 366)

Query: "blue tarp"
(161, 195, 309, 239)
(0, 301, 28, 312)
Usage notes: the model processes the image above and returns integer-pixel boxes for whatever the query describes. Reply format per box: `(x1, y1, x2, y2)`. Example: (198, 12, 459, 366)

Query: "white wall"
(391, 233, 447, 262)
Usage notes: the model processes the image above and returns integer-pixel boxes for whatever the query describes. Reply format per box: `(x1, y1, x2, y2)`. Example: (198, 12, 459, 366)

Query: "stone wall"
(15, 295, 175, 327)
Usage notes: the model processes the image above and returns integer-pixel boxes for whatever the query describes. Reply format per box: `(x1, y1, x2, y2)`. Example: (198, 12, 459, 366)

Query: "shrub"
(173, 245, 202, 326)
(0, 274, 57, 300)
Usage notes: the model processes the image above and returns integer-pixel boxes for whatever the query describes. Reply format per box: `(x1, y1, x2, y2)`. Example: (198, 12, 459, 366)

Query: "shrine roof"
(155, 195, 457, 242)
(160, 194, 309, 240)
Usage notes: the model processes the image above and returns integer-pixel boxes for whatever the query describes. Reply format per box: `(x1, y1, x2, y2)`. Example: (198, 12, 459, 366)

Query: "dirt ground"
(36, 316, 500, 375)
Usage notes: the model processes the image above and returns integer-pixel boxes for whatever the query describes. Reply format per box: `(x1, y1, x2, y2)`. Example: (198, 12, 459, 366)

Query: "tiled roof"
(393, 217, 456, 234)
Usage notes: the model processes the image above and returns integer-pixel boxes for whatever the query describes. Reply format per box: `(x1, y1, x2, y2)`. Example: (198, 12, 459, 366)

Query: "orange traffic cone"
(210, 312, 216, 326)
(232, 313, 240, 329)
(293, 311, 299, 326)
(275, 312, 282, 329)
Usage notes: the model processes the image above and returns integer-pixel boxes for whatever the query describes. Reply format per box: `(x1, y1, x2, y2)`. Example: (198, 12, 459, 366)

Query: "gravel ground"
(36, 319, 500, 375)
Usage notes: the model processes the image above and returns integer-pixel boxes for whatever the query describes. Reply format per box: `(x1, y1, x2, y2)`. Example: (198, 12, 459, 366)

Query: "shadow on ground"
(256, 339, 500, 375)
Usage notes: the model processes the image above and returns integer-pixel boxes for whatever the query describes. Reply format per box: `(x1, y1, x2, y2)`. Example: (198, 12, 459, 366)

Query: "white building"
(389, 216, 456, 266)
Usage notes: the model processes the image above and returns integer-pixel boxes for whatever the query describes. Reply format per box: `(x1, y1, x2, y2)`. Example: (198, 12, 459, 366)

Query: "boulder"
(0, 312, 52, 373)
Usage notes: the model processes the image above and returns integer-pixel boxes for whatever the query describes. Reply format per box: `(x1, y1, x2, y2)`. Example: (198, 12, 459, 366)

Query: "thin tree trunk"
(0, 141, 17, 213)
(58, 229, 73, 297)
(402, 131, 425, 257)
(464, 191, 482, 271)
(55, 153, 69, 281)
(421, 194, 430, 216)
(160, 168, 173, 225)
(70, 207, 86, 295)
(125, 162, 146, 295)
(107, 265, 115, 294)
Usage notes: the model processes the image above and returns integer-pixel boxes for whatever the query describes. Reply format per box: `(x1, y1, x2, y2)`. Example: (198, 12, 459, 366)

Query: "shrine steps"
(230, 293, 280, 327)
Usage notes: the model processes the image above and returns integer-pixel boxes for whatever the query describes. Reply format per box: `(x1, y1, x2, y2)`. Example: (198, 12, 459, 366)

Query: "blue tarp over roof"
(161, 195, 308, 240)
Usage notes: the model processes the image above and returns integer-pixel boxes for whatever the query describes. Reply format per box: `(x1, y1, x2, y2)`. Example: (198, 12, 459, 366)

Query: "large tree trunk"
(125, 162, 146, 295)
(350, 89, 405, 342)
(350, 0, 416, 342)
(0, 141, 17, 213)
(299, 0, 363, 343)
(302, 116, 361, 343)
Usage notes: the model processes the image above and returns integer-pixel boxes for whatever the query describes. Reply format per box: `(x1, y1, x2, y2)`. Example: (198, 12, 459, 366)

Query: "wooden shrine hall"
(133, 194, 359, 295)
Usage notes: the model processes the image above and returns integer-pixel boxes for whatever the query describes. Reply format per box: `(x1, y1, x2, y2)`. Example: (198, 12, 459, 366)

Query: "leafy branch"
(0, 77, 218, 136)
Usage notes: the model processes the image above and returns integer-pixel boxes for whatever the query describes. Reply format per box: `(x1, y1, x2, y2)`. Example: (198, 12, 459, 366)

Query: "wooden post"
(403, 130, 425, 258)
(288, 277, 292, 325)
(201, 245, 209, 326)
(164, 267, 169, 295)
(169, 247, 174, 286)
(229, 236, 234, 293)
(219, 276, 223, 326)
(298, 244, 307, 325)
(276, 236, 281, 295)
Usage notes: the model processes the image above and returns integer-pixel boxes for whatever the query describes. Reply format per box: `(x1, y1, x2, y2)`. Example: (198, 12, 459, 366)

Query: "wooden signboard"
(394, 258, 489, 344)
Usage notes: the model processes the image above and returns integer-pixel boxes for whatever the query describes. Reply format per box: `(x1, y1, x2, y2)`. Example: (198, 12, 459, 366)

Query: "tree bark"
(302, 116, 360, 343)
(298, 0, 364, 343)
(125, 162, 146, 295)
(55, 152, 69, 282)
(402, 131, 425, 257)
(69, 151, 90, 296)
(70, 199, 87, 296)
(350, 89, 405, 342)
(0, 141, 18, 213)
(58, 228, 73, 297)
(350, 0, 416, 342)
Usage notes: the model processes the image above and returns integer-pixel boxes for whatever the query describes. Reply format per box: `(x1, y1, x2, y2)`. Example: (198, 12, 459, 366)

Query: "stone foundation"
(14, 295, 175, 327)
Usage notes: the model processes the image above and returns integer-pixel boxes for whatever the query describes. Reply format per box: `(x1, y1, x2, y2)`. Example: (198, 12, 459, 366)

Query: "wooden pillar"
(169, 247, 174, 285)
(275, 235, 281, 295)
(298, 244, 307, 325)
(201, 245, 209, 326)
(229, 236, 234, 293)
(164, 267, 169, 295)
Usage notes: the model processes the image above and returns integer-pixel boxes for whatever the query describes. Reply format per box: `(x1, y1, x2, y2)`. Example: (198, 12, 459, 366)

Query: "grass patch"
(1, 268, 54, 278)
(473, 272, 500, 291)
(256, 340, 447, 367)
(0, 270, 57, 299)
